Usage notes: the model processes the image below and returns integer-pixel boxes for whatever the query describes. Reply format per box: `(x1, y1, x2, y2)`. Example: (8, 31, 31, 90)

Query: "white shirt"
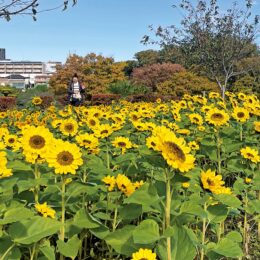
(72, 82, 81, 99)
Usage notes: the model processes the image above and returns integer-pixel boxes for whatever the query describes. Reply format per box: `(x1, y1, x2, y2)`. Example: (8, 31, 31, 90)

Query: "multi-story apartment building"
(0, 49, 62, 88)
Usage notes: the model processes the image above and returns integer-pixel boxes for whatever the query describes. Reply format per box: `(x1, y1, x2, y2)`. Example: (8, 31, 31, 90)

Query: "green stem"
(0, 244, 15, 260)
(165, 170, 172, 260)
(240, 124, 243, 141)
(59, 177, 66, 260)
(216, 130, 221, 174)
(258, 191, 260, 241)
(243, 192, 248, 255)
(106, 144, 110, 169)
(201, 203, 207, 260)
(30, 243, 37, 260)
(34, 163, 40, 203)
(112, 207, 118, 232)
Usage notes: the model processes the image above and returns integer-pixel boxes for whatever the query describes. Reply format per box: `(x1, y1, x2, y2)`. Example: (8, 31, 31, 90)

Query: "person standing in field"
(68, 74, 85, 106)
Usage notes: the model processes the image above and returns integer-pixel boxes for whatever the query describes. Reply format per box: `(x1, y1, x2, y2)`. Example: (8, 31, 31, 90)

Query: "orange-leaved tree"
(131, 63, 185, 92)
(49, 53, 127, 94)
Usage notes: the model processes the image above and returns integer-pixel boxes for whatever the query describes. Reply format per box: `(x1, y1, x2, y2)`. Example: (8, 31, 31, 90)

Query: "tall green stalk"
(59, 176, 66, 260)
(34, 162, 40, 203)
(216, 130, 222, 174)
(165, 170, 172, 260)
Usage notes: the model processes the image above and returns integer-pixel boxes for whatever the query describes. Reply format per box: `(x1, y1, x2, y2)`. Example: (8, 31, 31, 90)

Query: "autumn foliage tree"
(49, 53, 127, 94)
(157, 71, 219, 97)
(131, 63, 185, 92)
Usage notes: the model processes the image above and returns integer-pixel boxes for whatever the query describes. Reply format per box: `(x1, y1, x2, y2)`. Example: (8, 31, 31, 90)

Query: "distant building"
(0, 48, 6, 60)
(0, 49, 62, 88)
(0, 60, 44, 76)
(0, 74, 27, 89)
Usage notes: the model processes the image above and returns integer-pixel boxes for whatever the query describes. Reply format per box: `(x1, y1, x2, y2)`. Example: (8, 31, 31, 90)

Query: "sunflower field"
(0, 91, 259, 260)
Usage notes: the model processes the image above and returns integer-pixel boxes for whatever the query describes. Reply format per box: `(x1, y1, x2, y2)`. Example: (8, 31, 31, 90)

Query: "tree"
(142, 0, 259, 97)
(0, 0, 77, 21)
(157, 71, 219, 97)
(134, 49, 161, 66)
(49, 53, 127, 94)
(131, 63, 185, 92)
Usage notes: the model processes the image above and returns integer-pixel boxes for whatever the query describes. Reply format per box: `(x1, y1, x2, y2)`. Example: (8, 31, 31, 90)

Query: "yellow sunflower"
(205, 108, 229, 127)
(0, 167, 13, 179)
(4, 134, 21, 151)
(86, 116, 100, 130)
(188, 141, 200, 150)
(93, 124, 114, 138)
(116, 174, 135, 196)
(112, 136, 134, 154)
(46, 140, 83, 175)
(201, 169, 224, 191)
(254, 121, 260, 133)
(59, 119, 78, 136)
(76, 133, 99, 150)
(32, 96, 42, 105)
(157, 131, 195, 173)
(131, 248, 157, 260)
(102, 175, 116, 191)
(21, 126, 53, 158)
(240, 147, 260, 163)
(238, 92, 246, 101)
(35, 202, 56, 218)
(209, 92, 220, 99)
(232, 107, 250, 123)
(146, 135, 160, 151)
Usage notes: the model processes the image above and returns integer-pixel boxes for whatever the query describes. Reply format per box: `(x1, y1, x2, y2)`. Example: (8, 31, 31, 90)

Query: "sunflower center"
(101, 130, 109, 134)
(64, 123, 74, 132)
(57, 151, 74, 166)
(29, 135, 46, 149)
(89, 120, 96, 126)
(83, 140, 91, 144)
(8, 138, 15, 143)
(246, 153, 254, 158)
(165, 141, 186, 162)
(118, 142, 126, 147)
(207, 178, 214, 186)
(211, 113, 224, 120)
(237, 112, 245, 118)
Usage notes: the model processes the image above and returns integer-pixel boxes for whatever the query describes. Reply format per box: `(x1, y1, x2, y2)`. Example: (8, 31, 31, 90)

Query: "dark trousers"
(70, 98, 82, 106)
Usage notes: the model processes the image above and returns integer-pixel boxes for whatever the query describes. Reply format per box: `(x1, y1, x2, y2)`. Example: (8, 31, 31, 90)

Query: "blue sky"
(0, 0, 259, 63)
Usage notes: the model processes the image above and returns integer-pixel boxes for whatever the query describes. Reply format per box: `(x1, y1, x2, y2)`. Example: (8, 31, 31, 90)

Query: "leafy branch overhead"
(142, 0, 260, 96)
(0, 0, 77, 21)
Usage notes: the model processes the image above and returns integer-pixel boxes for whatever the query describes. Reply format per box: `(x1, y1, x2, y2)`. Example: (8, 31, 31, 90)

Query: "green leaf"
(0, 207, 34, 225)
(119, 203, 142, 220)
(89, 224, 110, 240)
(207, 204, 228, 223)
(180, 201, 206, 218)
(133, 219, 160, 244)
(8, 216, 61, 244)
(157, 225, 196, 260)
(124, 183, 159, 207)
(57, 235, 81, 259)
(105, 225, 140, 256)
(225, 231, 242, 242)
(39, 241, 55, 260)
(73, 209, 100, 229)
(211, 238, 243, 258)
(214, 194, 241, 208)
(0, 237, 21, 260)
(7, 161, 32, 171)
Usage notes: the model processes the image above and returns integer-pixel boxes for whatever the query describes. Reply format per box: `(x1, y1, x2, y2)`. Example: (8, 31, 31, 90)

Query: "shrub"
(107, 80, 148, 97)
(90, 94, 120, 105)
(131, 63, 185, 92)
(157, 71, 219, 97)
(0, 97, 16, 111)
(232, 75, 260, 96)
